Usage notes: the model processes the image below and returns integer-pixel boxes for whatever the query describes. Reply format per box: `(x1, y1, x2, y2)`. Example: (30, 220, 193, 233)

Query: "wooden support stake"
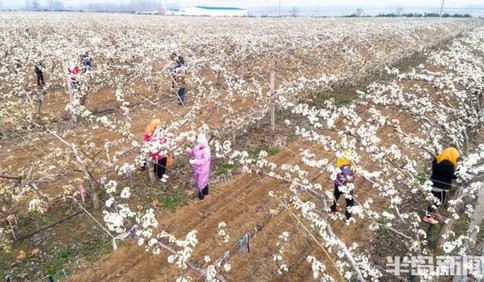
(6, 215, 18, 240)
(65, 62, 77, 122)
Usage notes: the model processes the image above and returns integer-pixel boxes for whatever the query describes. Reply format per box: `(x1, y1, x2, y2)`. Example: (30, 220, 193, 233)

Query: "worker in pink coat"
(187, 134, 211, 201)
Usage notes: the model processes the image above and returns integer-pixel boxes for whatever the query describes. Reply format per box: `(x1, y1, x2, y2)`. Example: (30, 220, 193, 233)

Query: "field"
(0, 13, 483, 281)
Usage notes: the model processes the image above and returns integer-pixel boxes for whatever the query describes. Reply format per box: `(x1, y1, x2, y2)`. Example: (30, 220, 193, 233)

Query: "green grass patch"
(251, 145, 280, 158)
(47, 248, 76, 279)
(217, 163, 235, 176)
(417, 173, 427, 185)
(10, 267, 21, 278)
(57, 248, 76, 260)
(0, 252, 14, 262)
(268, 147, 280, 156)
(80, 241, 106, 262)
(288, 133, 298, 142)
(39, 215, 54, 225)
(334, 97, 356, 107)
(17, 215, 33, 226)
(376, 218, 390, 235)
(161, 186, 187, 210)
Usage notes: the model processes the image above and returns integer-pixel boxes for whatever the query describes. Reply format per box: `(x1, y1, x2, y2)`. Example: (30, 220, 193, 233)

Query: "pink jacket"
(188, 134, 211, 190)
(144, 133, 167, 160)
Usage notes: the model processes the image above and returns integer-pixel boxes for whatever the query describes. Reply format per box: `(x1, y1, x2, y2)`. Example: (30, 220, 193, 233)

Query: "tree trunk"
(79, 93, 86, 106)
(92, 188, 99, 209)
(36, 92, 43, 114)
(66, 75, 77, 122)
(452, 183, 484, 282)
(467, 184, 484, 252)
(147, 161, 156, 183)
(434, 190, 465, 250)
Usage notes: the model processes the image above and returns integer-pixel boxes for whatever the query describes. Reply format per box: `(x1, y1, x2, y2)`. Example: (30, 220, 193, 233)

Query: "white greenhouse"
(177, 6, 248, 17)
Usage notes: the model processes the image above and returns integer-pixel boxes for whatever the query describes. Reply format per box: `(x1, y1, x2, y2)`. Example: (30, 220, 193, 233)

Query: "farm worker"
(330, 150, 359, 220)
(422, 147, 460, 224)
(81, 52, 92, 72)
(170, 52, 185, 89)
(34, 61, 45, 86)
(144, 119, 169, 180)
(187, 134, 211, 201)
(175, 67, 186, 106)
(67, 60, 80, 82)
(171, 52, 184, 69)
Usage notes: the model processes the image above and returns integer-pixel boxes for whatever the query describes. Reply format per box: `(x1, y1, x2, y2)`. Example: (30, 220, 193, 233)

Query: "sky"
(2, 0, 484, 14)
(170, 0, 483, 8)
(3, 0, 484, 8)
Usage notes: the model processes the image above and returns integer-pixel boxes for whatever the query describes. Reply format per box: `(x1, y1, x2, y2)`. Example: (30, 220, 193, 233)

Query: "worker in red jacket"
(67, 61, 79, 81)
(144, 119, 169, 180)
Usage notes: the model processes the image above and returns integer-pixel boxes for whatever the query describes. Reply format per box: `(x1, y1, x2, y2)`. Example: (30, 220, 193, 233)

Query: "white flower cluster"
(28, 198, 47, 214)
(115, 89, 124, 102)
(105, 180, 118, 194)
(163, 230, 199, 269)
(273, 231, 290, 275)
(217, 221, 230, 245)
(118, 163, 135, 177)
(307, 256, 327, 279)
(120, 187, 131, 199)
(103, 212, 125, 233)
(0, 227, 12, 253)
(175, 276, 192, 282)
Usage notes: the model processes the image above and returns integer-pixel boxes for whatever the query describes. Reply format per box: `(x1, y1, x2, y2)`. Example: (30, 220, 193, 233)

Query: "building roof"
(194, 6, 246, 11)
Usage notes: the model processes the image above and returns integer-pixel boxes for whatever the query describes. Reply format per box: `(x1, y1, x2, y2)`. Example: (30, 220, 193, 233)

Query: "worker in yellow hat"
(422, 147, 460, 225)
(330, 150, 359, 220)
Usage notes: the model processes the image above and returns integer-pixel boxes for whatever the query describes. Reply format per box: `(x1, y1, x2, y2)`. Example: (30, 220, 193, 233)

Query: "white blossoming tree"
(0, 13, 483, 281)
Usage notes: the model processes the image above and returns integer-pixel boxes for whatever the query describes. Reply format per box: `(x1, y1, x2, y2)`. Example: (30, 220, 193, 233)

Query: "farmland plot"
(0, 13, 483, 281)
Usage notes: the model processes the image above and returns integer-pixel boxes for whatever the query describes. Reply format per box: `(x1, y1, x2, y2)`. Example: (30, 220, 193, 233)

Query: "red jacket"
(144, 133, 167, 160)
(68, 66, 79, 80)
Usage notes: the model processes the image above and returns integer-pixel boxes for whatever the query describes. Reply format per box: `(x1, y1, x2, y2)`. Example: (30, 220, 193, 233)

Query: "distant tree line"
(24, 0, 65, 11)
(85, 0, 162, 12)
(344, 12, 472, 18)
(342, 7, 473, 18)
(375, 12, 472, 18)
(20, 0, 164, 12)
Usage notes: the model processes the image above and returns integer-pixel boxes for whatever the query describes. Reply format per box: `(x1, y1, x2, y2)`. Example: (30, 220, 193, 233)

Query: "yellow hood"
(145, 119, 162, 135)
(336, 150, 353, 168)
(336, 157, 352, 168)
(436, 147, 460, 168)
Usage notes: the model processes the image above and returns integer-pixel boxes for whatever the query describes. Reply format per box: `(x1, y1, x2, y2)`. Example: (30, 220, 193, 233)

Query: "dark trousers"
(155, 157, 167, 180)
(82, 65, 90, 72)
(36, 73, 44, 85)
(428, 190, 447, 213)
(178, 88, 186, 104)
(330, 184, 354, 219)
(198, 185, 209, 200)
